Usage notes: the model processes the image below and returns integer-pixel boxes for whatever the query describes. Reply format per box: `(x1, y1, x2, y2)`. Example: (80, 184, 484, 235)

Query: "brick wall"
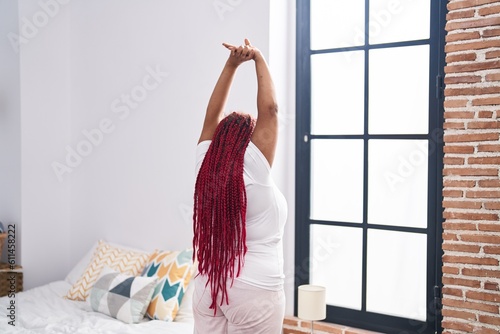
(442, 0, 500, 333)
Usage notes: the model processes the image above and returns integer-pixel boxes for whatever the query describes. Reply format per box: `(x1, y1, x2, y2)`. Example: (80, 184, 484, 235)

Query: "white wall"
(0, 0, 21, 264)
(270, 0, 296, 315)
(9, 0, 297, 315)
(66, 0, 271, 264)
(18, 0, 72, 288)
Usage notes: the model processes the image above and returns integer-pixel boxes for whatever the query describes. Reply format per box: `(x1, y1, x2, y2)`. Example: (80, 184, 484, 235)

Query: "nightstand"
(0, 262, 23, 297)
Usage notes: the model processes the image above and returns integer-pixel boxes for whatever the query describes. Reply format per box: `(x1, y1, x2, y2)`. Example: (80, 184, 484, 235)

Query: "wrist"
(225, 59, 240, 69)
(253, 51, 265, 62)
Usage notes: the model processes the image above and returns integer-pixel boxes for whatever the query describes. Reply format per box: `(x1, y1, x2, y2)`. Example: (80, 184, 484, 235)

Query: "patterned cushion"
(66, 240, 153, 301)
(89, 266, 157, 323)
(143, 248, 194, 321)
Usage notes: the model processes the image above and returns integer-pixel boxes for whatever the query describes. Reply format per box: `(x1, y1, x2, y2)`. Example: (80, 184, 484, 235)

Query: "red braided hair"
(193, 112, 256, 310)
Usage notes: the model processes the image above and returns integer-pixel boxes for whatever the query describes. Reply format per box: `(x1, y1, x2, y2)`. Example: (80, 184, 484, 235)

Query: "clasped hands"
(223, 38, 262, 66)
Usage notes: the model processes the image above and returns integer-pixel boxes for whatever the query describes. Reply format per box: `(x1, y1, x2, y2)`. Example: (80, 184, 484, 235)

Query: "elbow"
(264, 103, 279, 117)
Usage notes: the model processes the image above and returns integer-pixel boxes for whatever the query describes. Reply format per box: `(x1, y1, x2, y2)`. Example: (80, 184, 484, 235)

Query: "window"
(295, 1, 447, 333)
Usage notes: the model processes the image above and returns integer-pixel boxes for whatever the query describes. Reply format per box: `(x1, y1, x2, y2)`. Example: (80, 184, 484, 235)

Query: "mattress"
(0, 280, 194, 334)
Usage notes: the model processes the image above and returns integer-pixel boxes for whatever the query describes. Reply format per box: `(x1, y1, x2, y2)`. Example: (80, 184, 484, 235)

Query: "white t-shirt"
(196, 140, 288, 291)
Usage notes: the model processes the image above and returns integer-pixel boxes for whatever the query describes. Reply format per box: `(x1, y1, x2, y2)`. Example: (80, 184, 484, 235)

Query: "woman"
(192, 39, 287, 333)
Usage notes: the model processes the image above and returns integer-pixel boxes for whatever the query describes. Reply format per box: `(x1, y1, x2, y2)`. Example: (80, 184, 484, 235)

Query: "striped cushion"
(66, 240, 153, 301)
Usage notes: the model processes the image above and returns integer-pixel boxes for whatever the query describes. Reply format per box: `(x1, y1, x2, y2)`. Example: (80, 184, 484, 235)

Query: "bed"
(0, 241, 195, 334)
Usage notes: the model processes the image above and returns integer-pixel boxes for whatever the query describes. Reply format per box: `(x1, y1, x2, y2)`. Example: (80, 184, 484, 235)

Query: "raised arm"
(249, 41, 279, 167)
(198, 43, 254, 144)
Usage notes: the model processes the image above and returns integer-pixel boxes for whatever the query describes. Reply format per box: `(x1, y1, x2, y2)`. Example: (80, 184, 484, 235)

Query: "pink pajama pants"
(193, 275, 285, 334)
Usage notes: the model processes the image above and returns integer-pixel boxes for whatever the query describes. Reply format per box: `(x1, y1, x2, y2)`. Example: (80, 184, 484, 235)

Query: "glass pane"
(311, 140, 364, 223)
(368, 140, 428, 228)
(367, 229, 427, 321)
(311, 51, 364, 135)
(369, 0, 431, 44)
(310, 224, 363, 310)
(311, 0, 365, 50)
(369, 45, 429, 134)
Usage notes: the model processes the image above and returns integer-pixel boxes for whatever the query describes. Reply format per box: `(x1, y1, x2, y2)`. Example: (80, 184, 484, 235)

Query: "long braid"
(193, 112, 255, 310)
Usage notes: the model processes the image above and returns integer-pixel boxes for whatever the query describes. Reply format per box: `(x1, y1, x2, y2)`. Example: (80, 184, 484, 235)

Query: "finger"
(222, 42, 236, 50)
(241, 45, 250, 57)
(235, 45, 244, 56)
(244, 38, 251, 46)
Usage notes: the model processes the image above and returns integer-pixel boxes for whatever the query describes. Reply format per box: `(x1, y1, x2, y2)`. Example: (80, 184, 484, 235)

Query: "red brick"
(442, 255, 499, 265)
(445, 60, 500, 74)
(483, 28, 500, 37)
(478, 223, 500, 232)
(443, 265, 461, 274)
(446, 86, 500, 97)
(462, 268, 500, 279)
(443, 200, 482, 209)
(484, 246, 500, 254)
(443, 243, 481, 253)
(472, 327, 500, 334)
(444, 211, 498, 221)
(478, 111, 494, 118)
(460, 234, 500, 244)
(448, 0, 500, 10)
(442, 308, 476, 324)
(479, 4, 500, 16)
(478, 179, 500, 187)
(466, 291, 500, 303)
(444, 99, 469, 108)
(443, 286, 464, 297)
(486, 50, 500, 59)
(443, 222, 478, 231)
(484, 202, 500, 210)
(444, 111, 475, 119)
(444, 179, 476, 188)
(468, 121, 500, 129)
(473, 97, 500, 106)
(485, 73, 500, 82)
(468, 156, 500, 164)
(444, 75, 481, 84)
(446, 40, 500, 53)
(444, 122, 466, 130)
(467, 190, 500, 198)
(443, 145, 475, 154)
(444, 156, 465, 164)
(443, 189, 464, 197)
(484, 282, 499, 291)
(446, 16, 500, 31)
(443, 297, 499, 313)
(284, 318, 299, 327)
(444, 133, 500, 142)
(283, 329, 308, 334)
(446, 31, 481, 42)
(443, 232, 460, 241)
(447, 9, 475, 20)
(478, 145, 500, 152)
(444, 168, 498, 176)
(478, 315, 500, 326)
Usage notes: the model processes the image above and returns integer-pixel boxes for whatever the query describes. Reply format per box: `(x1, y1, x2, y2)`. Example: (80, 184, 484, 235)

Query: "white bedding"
(0, 280, 194, 334)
